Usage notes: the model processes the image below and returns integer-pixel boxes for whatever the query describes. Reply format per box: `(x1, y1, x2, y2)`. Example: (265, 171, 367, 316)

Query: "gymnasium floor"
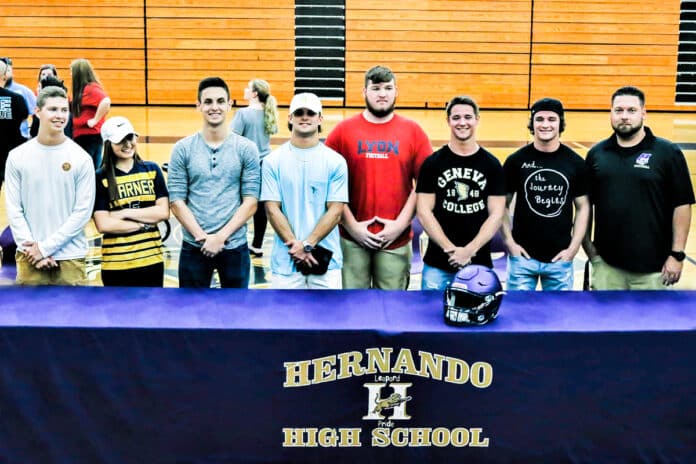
(1, 105, 695, 289)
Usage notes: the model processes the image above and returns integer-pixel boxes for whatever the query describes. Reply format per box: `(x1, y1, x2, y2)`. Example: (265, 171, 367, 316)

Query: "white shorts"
(271, 268, 342, 289)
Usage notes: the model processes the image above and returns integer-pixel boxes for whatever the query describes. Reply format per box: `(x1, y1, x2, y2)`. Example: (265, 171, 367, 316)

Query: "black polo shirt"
(586, 127, 695, 272)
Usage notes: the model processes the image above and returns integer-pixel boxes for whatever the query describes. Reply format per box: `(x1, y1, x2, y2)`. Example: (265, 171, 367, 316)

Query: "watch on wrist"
(302, 240, 314, 253)
(669, 250, 686, 262)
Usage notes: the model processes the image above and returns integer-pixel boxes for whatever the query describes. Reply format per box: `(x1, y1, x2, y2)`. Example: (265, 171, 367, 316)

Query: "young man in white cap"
(4, 86, 95, 285)
(261, 93, 348, 289)
(502, 97, 589, 290)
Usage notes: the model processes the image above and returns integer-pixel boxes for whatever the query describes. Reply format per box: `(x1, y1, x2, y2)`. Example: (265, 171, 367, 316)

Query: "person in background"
(0, 57, 35, 141)
(71, 58, 111, 169)
(230, 78, 279, 257)
(35, 64, 58, 95)
(93, 116, 169, 287)
(0, 60, 28, 193)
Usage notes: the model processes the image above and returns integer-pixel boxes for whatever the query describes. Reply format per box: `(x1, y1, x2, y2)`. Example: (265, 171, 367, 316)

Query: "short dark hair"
(38, 64, 58, 81)
(197, 77, 229, 101)
(611, 86, 645, 107)
(364, 65, 395, 87)
(0, 57, 12, 66)
(446, 95, 480, 118)
(40, 76, 67, 91)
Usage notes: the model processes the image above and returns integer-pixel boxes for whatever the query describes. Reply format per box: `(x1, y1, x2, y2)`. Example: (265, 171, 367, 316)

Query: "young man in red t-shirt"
(325, 66, 432, 289)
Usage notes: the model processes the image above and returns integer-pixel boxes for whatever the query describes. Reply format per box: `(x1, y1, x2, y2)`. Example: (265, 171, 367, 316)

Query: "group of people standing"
(1, 57, 148, 286)
(1, 57, 111, 173)
(2, 61, 694, 291)
(416, 86, 694, 290)
(417, 84, 693, 291)
(166, 65, 694, 292)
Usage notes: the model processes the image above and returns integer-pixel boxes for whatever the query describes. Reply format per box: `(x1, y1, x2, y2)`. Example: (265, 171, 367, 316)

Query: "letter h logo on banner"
(363, 383, 413, 420)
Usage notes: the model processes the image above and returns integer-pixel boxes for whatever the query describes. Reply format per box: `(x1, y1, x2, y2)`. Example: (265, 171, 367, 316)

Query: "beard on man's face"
(365, 98, 395, 118)
(612, 120, 643, 140)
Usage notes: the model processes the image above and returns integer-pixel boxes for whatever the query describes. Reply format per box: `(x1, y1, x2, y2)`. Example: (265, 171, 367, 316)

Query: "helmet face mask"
(444, 265, 504, 326)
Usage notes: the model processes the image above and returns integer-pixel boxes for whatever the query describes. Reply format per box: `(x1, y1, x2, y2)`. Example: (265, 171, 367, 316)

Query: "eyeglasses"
(292, 109, 317, 117)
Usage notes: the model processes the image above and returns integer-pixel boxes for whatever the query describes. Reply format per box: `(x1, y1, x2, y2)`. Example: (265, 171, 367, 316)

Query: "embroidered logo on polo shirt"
(634, 153, 651, 169)
(62, 162, 71, 171)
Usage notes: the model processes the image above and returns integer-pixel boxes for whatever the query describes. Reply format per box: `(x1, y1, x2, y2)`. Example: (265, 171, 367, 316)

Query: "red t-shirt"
(325, 113, 432, 248)
(72, 82, 108, 138)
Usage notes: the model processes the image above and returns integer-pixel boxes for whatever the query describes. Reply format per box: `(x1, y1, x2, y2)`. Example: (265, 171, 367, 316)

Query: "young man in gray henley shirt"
(168, 77, 260, 288)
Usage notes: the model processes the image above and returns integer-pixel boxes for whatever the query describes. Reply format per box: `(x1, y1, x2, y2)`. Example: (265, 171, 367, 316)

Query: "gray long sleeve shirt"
(167, 132, 260, 249)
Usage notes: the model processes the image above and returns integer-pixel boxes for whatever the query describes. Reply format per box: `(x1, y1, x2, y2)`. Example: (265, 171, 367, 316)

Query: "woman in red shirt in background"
(71, 58, 111, 169)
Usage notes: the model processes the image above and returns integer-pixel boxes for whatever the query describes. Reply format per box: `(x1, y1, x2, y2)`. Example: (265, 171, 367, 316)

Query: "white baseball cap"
(289, 92, 322, 114)
(101, 116, 138, 143)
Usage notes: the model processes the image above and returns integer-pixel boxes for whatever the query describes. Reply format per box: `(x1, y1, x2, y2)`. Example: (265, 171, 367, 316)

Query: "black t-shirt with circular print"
(504, 143, 588, 263)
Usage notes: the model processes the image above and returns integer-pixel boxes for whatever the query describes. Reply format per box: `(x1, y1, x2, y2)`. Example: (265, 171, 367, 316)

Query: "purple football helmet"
(444, 265, 504, 326)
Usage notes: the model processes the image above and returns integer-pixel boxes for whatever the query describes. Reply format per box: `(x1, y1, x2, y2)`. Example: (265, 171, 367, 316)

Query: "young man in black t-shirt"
(582, 86, 695, 289)
(502, 98, 590, 290)
(416, 95, 505, 290)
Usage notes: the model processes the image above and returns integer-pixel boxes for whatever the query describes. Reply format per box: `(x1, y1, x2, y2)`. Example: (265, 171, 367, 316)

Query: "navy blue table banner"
(0, 287, 694, 463)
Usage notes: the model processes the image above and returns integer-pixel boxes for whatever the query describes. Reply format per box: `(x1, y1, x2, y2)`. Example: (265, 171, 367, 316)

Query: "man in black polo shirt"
(583, 86, 695, 289)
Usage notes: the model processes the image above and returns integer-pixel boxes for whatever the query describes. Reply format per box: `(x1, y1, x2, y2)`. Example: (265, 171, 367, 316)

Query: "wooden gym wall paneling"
(1, 0, 691, 110)
(344, 0, 533, 109)
(530, 0, 695, 111)
(1, 0, 146, 104)
(145, 0, 295, 105)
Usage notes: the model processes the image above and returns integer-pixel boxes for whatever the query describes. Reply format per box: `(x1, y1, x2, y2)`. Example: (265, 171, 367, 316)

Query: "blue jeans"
(421, 264, 456, 291)
(178, 241, 250, 288)
(507, 256, 573, 290)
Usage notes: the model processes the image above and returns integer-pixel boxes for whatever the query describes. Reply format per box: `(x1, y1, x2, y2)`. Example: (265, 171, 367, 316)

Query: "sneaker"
(249, 246, 263, 258)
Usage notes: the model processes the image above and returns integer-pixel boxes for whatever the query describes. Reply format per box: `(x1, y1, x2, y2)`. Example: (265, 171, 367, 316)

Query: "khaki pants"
(590, 256, 665, 290)
(15, 252, 87, 286)
(341, 238, 412, 289)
